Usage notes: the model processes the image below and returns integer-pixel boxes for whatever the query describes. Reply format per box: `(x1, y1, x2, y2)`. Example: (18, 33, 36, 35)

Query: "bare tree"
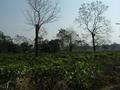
(76, 1, 111, 52)
(26, 0, 59, 56)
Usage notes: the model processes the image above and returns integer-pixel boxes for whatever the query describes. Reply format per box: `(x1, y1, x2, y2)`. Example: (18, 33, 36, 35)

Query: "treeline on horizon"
(0, 29, 120, 53)
(1, 0, 120, 54)
(21, 0, 116, 56)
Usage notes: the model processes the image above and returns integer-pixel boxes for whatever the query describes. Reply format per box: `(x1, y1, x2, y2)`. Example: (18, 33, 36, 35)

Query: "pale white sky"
(0, 0, 120, 43)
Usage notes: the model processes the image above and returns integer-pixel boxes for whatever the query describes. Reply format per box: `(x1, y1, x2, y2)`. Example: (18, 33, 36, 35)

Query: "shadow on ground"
(101, 84, 120, 90)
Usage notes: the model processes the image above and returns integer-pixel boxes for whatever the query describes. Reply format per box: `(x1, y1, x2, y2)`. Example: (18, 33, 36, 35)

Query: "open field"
(0, 52, 120, 90)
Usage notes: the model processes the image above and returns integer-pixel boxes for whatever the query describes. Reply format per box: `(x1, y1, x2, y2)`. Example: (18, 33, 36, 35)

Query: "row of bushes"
(0, 54, 103, 90)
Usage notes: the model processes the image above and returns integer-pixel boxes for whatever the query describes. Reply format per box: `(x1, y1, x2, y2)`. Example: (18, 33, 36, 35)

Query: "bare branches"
(76, 1, 110, 52)
(26, 0, 59, 27)
(26, 0, 59, 56)
(76, 1, 109, 34)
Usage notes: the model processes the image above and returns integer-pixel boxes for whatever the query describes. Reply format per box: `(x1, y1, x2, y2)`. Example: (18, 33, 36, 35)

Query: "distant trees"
(57, 28, 79, 52)
(26, 0, 59, 56)
(48, 39, 60, 53)
(14, 35, 33, 53)
(1, 29, 120, 53)
(0, 31, 16, 53)
(20, 42, 33, 53)
(0, 31, 33, 53)
(56, 29, 68, 50)
(0, 0, 117, 53)
(40, 39, 60, 53)
(76, 1, 111, 52)
(14, 35, 32, 45)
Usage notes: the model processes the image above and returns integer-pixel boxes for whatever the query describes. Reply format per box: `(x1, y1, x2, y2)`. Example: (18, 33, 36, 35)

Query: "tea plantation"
(0, 52, 120, 90)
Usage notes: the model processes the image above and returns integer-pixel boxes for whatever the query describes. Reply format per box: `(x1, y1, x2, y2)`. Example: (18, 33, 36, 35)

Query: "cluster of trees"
(0, 31, 15, 53)
(25, 0, 112, 56)
(0, 0, 117, 54)
(1, 29, 120, 54)
(0, 31, 33, 53)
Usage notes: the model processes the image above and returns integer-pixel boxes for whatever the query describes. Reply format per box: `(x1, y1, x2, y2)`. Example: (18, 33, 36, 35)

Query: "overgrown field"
(0, 52, 120, 90)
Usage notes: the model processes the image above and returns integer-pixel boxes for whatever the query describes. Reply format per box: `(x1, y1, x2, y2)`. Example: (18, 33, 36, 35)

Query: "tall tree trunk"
(35, 24, 39, 57)
(69, 35, 72, 52)
(69, 42, 72, 52)
(92, 33, 96, 52)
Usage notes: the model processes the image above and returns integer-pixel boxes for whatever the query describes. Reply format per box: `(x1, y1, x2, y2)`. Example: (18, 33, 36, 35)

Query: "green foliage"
(0, 52, 120, 89)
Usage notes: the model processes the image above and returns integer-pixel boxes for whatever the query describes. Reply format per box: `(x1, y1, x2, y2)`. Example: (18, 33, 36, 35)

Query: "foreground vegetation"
(0, 52, 120, 90)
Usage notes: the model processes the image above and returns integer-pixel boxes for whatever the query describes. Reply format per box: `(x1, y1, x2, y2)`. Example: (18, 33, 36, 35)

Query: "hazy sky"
(0, 0, 120, 43)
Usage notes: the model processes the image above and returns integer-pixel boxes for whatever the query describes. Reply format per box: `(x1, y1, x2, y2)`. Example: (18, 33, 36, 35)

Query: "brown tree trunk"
(69, 39, 72, 52)
(69, 35, 73, 52)
(35, 24, 40, 57)
(92, 33, 96, 52)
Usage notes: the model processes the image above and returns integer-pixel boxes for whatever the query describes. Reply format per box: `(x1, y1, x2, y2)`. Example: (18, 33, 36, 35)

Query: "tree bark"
(69, 39, 72, 52)
(92, 33, 96, 52)
(35, 24, 40, 57)
(69, 35, 72, 52)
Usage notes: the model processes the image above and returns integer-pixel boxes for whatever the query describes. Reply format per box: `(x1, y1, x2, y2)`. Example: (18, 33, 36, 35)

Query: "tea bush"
(0, 52, 119, 90)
